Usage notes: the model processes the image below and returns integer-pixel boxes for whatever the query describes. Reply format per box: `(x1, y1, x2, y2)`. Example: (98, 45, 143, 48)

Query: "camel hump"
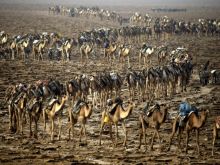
(179, 102, 198, 117)
(72, 99, 86, 114)
(145, 103, 160, 117)
(46, 98, 59, 110)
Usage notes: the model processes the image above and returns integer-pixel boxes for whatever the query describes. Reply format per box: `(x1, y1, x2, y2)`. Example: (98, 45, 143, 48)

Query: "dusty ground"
(0, 3, 220, 164)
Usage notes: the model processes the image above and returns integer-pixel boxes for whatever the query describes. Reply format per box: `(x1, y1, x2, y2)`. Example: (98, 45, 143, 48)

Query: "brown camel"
(185, 109, 209, 154)
(212, 116, 220, 156)
(168, 109, 209, 154)
(80, 43, 93, 62)
(138, 104, 168, 150)
(27, 98, 43, 138)
(68, 100, 93, 143)
(44, 95, 67, 141)
(99, 101, 135, 147)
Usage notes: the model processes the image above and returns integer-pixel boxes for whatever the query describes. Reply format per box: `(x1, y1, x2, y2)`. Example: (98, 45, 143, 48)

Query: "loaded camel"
(80, 43, 93, 62)
(139, 44, 155, 67)
(99, 98, 135, 148)
(138, 103, 168, 150)
(168, 105, 209, 154)
(33, 39, 48, 60)
(27, 97, 43, 138)
(118, 44, 131, 68)
(14, 91, 28, 135)
(68, 99, 93, 143)
(104, 42, 117, 62)
(43, 95, 68, 141)
(212, 116, 220, 156)
(61, 39, 74, 61)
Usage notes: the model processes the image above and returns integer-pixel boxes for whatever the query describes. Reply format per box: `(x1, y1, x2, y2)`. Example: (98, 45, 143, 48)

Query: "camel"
(27, 98, 43, 138)
(99, 100, 135, 147)
(14, 92, 28, 135)
(68, 100, 93, 143)
(43, 95, 68, 141)
(80, 43, 93, 62)
(20, 39, 31, 60)
(118, 44, 131, 68)
(139, 45, 155, 67)
(33, 39, 48, 60)
(138, 103, 168, 150)
(212, 116, 220, 156)
(168, 108, 209, 154)
(157, 46, 168, 65)
(104, 43, 117, 62)
(61, 39, 74, 61)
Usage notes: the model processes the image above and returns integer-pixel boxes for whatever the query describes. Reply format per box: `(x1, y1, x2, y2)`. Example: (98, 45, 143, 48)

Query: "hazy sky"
(1, 0, 220, 7)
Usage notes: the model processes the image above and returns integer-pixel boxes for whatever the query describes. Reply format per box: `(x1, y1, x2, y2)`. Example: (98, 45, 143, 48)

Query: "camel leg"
(83, 123, 87, 143)
(43, 109, 46, 131)
(138, 115, 146, 150)
(196, 129, 200, 154)
(150, 131, 156, 150)
(185, 130, 189, 154)
(68, 111, 74, 140)
(99, 121, 105, 146)
(156, 129, 161, 143)
(51, 118, 54, 141)
(34, 118, 38, 139)
(212, 125, 217, 156)
(122, 121, 127, 148)
(109, 123, 115, 146)
(168, 120, 178, 151)
(79, 124, 83, 142)
(29, 114, 32, 137)
(8, 105, 12, 131)
(58, 116, 62, 140)
(115, 123, 119, 146)
(127, 56, 130, 68)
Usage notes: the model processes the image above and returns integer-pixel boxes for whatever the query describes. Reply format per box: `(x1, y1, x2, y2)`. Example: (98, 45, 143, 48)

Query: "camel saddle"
(178, 102, 198, 126)
(72, 99, 86, 114)
(46, 98, 59, 111)
(108, 97, 123, 115)
(216, 116, 220, 129)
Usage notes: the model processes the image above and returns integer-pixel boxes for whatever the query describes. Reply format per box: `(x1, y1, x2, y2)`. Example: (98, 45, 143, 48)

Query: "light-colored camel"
(168, 109, 209, 154)
(68, 101, 93, 143)
(104, 43, 117, 62)
(33, 39, 48, 60)
(212, 116, 220, 156)
(80, 43, 93, 62)
(99, 101, 135, 147)
(139, 46, 155, 67)
(44, 95, 67, 141)
(14, 92, 27, 135)
(118, 45, 131, 68)
(61, 39, 73, 61)
(28, 98, 43, 138)
(138, 104, 168, 150)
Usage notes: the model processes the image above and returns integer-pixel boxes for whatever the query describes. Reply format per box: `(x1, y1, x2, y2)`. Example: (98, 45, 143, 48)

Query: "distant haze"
(1, 0, 220, 7)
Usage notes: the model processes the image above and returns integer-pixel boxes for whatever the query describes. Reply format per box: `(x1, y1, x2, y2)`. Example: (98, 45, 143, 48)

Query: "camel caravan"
(5, 78, 216, 155)
(4, 50, 220, 156)
(48, 5, 123, 25)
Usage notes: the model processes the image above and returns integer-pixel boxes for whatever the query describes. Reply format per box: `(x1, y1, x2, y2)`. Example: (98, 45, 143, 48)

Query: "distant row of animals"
(48, 5, 220, 37)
